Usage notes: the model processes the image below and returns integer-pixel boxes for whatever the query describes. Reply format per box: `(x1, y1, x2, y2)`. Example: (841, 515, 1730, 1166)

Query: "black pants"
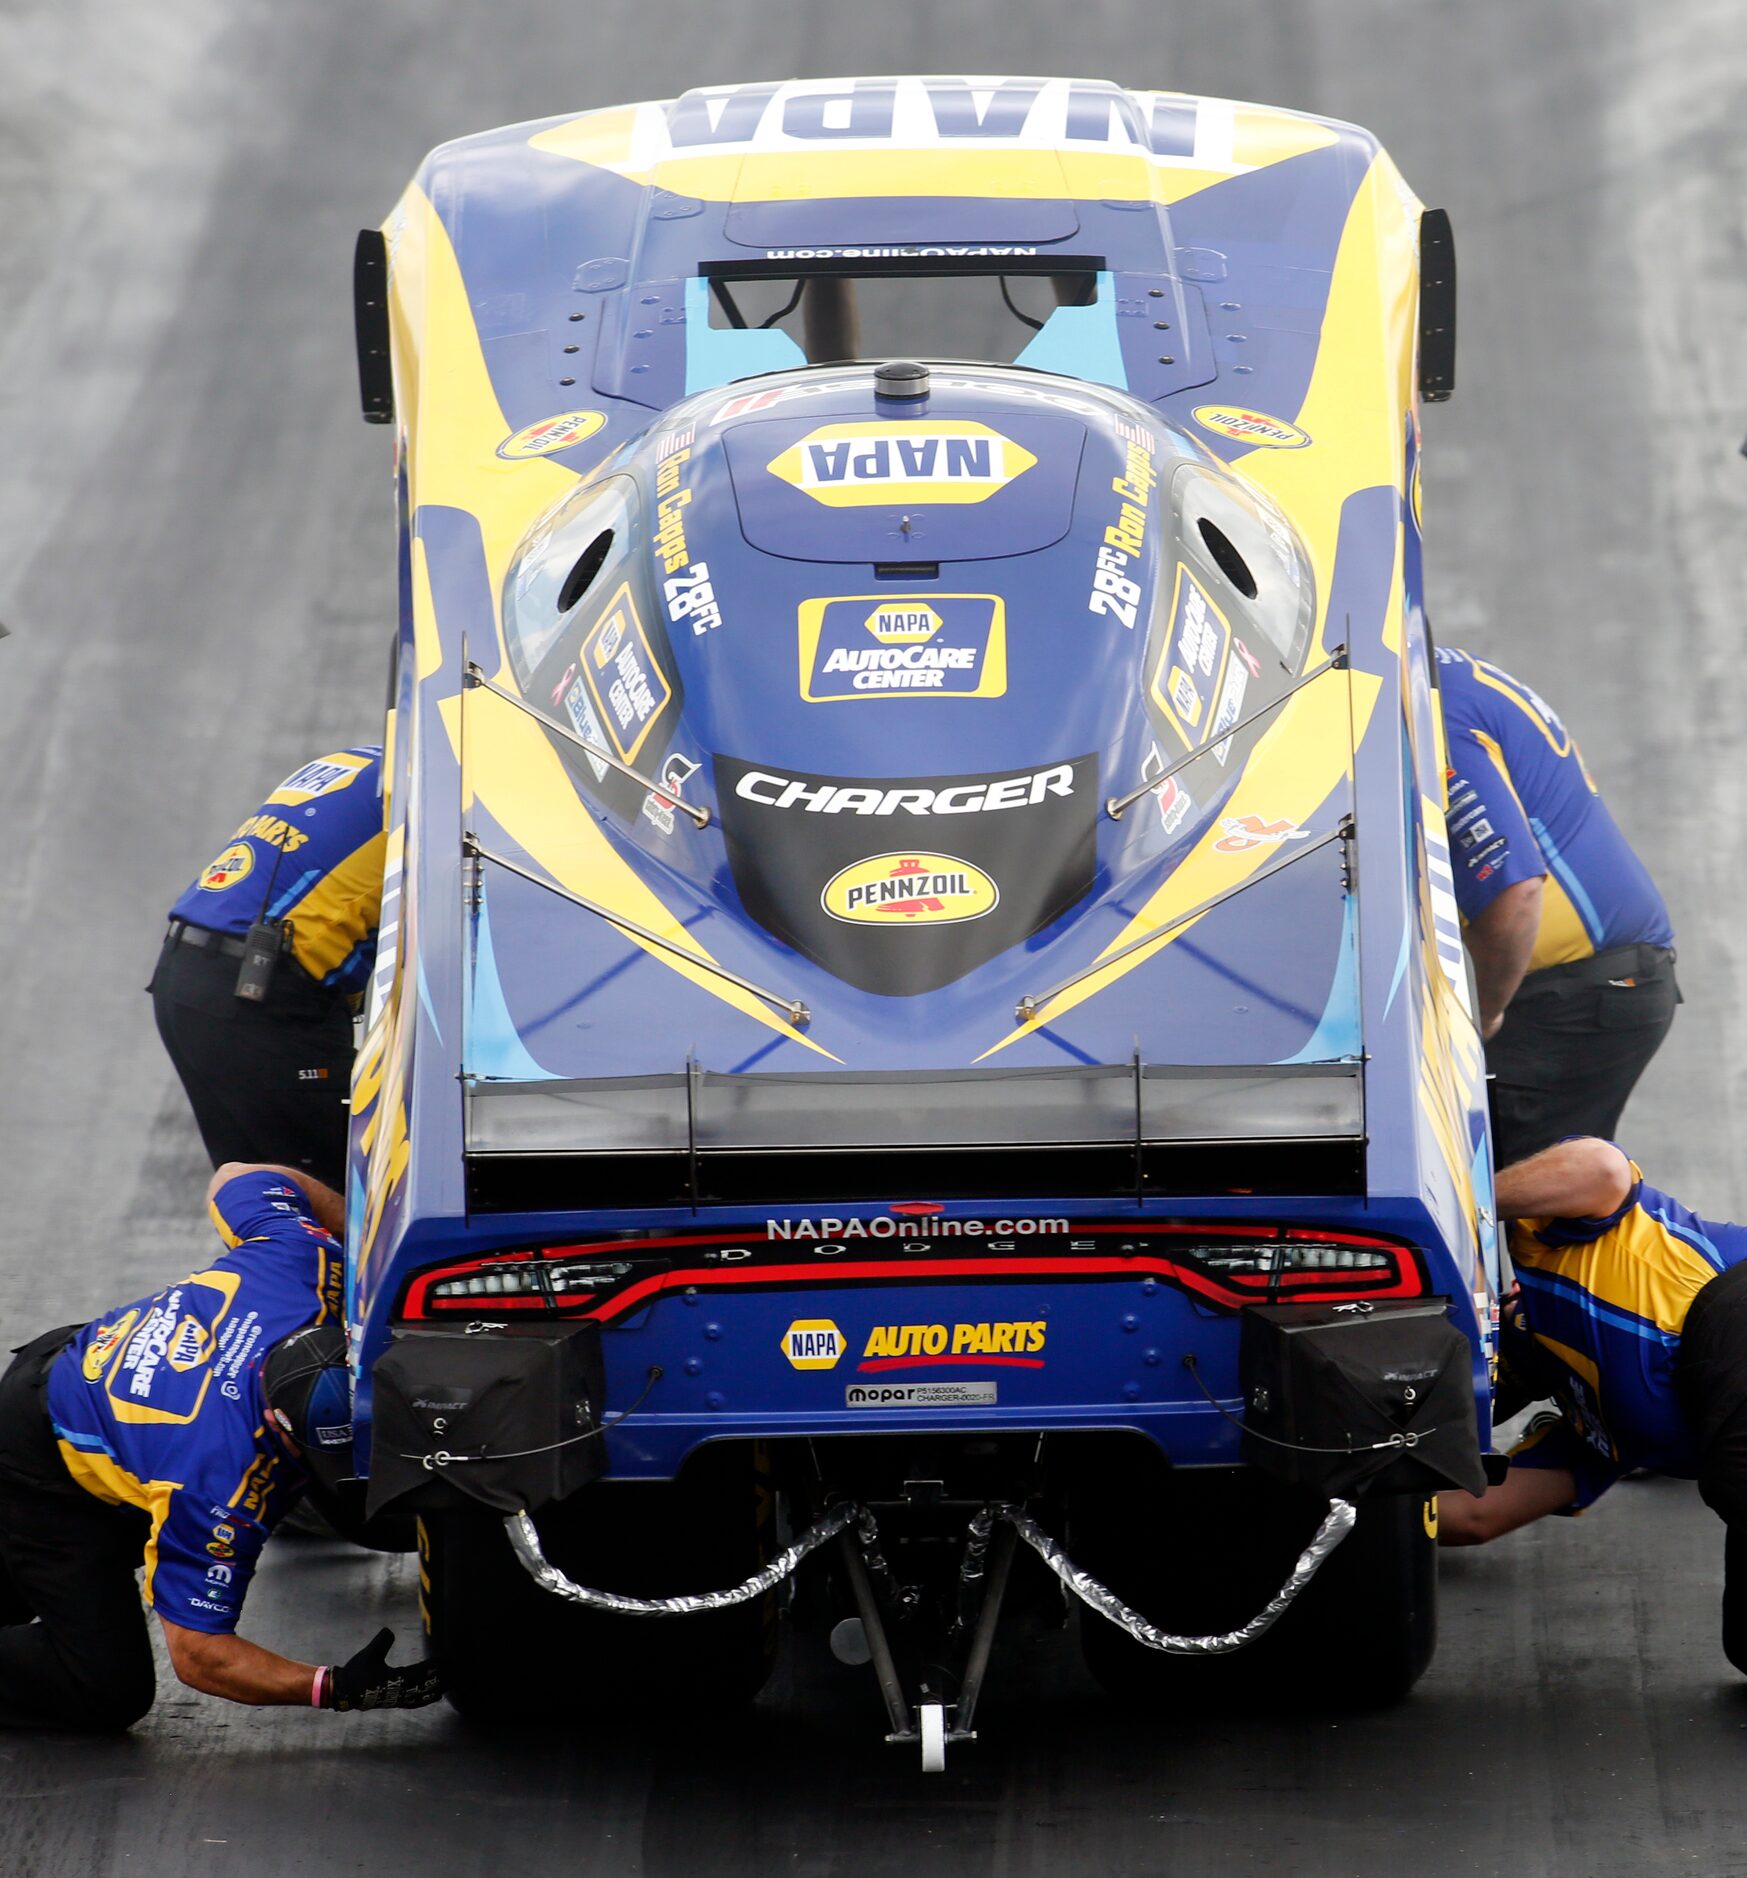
(149, 932, 355, 1189)
(1487, 944, 1679, 1167)
(0, 1329, 157, 1732)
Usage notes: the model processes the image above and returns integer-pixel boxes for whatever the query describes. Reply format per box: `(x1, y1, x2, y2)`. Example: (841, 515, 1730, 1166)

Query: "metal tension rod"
(462, 661, 710, 829)
(466, 835, 810, 1029)
(1016, 816, 1354, 1024)
(1106, 644, 1349, 821)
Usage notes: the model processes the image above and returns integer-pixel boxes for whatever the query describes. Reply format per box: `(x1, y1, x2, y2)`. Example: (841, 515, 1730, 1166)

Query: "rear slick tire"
(1071, 1462, 1436, 1711)
(421, 1443, 778, 1724)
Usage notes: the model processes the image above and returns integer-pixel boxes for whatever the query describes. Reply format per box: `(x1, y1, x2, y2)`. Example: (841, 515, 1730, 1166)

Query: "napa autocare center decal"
(1153, 566, 1233, 749)
(799, 595, 1007, 700)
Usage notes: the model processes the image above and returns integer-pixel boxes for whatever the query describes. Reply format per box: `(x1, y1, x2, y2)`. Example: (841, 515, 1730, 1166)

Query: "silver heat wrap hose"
(998, 1497, 1358, 1655)
(504, 1499, 861, 1616)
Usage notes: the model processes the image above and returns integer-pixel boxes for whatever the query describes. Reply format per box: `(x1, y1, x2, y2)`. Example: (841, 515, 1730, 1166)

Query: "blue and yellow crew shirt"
(1436, 649, 1670, 970)
(1506, 1160, 1747, 1506)
(169, 746, 386, 997)
(45, 1171, 344, 1633)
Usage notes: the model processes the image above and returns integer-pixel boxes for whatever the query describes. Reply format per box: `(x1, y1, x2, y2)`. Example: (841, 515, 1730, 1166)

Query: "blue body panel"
(345, 80, 1498, 1478)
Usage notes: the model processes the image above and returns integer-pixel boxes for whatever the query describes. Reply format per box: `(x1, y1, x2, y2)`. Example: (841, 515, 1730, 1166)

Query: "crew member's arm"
(159, 1621, 317, 1705)
(207, 1162, 343, 1239)
(1466, 877, 1543, 1040)
(1436, 1464, 1581, 1546)
(160, 1620, 441, 1711)
(1444, 725, 1547, 1038)
(1494, 1137, 1635, 1223)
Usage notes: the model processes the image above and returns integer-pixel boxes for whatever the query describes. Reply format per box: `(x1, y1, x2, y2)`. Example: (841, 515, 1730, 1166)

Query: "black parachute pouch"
(366, 1321, 606, 1519)
(1239, 1298, 1486, 1499)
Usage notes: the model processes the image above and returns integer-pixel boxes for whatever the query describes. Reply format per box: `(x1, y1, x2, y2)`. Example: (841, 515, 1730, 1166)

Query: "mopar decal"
(766, 422, 1036, 507)
(845, 1383, 998, 1407)
(799, 595, 1006, 701)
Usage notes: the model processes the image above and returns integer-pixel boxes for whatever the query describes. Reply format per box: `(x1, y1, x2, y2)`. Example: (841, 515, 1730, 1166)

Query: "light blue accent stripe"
(1014, 272, 1127, 390)
(1515, 1264, 1682, 1349)
(684, 279, 807, 394)
(415, 953, 442, 1046)
(1383, 917, 1411, 1020)
(51, 1421, 116, 1456)
(268, 869, 323, 919)
(1645, 1203, 1729, 1275)
(1279, 894, 1361, 1062)
(466, 886, 559, 1082)
(1529, 814, 1603, 945)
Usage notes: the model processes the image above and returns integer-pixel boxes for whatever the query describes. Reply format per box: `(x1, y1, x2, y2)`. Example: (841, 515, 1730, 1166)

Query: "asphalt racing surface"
(3, 3, 1747, 1872)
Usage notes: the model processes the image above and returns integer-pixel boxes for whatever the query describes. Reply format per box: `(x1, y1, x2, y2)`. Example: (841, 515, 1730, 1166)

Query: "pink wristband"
(311, 1665, 329, 1709)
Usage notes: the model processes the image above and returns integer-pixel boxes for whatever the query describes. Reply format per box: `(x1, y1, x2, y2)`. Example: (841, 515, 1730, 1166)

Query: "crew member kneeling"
(1437, 1137, 1747, 1670)
(151, 746, 385, 1190)
(0, 1163, 438, 1730)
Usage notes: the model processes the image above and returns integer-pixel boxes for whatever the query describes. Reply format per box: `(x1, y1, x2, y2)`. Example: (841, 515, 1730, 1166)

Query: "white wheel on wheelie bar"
(919, 1701, 947, 1773)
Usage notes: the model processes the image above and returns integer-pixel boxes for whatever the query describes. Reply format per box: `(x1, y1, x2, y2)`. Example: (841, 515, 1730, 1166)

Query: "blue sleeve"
(1507, 1415, 1622, 1513)
(208, 1170, 330, 1250)
(148, 1480, 271, 1633)
(1445, 725, 1545, 919)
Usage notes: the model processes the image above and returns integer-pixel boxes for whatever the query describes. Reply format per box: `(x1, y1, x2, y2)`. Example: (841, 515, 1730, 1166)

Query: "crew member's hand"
(322, 1627, 442, 1711)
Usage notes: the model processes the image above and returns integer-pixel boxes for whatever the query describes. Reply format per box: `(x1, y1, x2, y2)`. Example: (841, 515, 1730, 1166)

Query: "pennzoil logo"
(198, 843, 255, 891)
(1191, 405, 1311, 450)
(496, 410, 608, 460)
(768, 422, 1036, 507)
(82, 1309, 139, 1383)
(780, 1319, 844, 1371)
(822, 854, 999, 926)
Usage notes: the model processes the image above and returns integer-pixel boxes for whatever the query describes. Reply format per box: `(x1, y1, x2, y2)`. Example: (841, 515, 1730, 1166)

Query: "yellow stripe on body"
(1511, 1209, 1716, 1340)
(392, 189, 830, 1061)
(56, 1444, 179, 1608)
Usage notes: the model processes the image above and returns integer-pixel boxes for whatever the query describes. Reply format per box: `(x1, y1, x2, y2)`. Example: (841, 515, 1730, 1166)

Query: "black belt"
(166, 918, 248, 960)
(1516, 942, 1676, 1001)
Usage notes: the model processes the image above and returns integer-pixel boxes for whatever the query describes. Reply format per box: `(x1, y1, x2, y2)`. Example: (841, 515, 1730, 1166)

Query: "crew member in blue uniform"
(1437, 1137, 1747, 1670)
(0, 1163, 438, 1730)
(151, 747, 385, 1189)
(1438, 649, 1677, 1164)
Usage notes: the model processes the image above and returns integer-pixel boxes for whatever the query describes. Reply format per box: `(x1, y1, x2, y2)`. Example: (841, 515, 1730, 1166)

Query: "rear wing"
(464, 1061, 1365, 1210)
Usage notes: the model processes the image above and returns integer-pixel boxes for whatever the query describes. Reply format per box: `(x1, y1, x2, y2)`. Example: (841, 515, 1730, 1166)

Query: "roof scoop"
(874, 360, 930, 400)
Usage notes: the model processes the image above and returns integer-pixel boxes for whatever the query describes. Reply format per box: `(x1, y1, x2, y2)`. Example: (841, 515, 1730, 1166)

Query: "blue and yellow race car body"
(346, 77, 1495, 1490)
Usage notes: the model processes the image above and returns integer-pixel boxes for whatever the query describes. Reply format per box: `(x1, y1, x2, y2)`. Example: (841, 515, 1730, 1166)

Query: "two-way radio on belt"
(234, 808, 296, 1003)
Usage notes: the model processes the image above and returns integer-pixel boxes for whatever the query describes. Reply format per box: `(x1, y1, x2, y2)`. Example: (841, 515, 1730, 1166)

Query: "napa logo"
(768, 422, 1036, 507)
(780, 1319, 845, 1371)
(865, 604, 942, 645)
(822, 853, 999, 925)
(497, 409, 608, 460)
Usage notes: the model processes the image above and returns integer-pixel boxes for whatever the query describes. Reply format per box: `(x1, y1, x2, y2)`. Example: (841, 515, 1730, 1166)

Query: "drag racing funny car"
(342, 75, 1494, 1766)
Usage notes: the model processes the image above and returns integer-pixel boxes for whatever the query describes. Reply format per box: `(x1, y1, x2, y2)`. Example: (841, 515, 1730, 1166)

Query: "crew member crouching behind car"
(1436, 1137, 1747, 1671)
(0, 1162, 438, 1730)
(1438, 649, 1676, 1164)
(151, 746, 385, 1191)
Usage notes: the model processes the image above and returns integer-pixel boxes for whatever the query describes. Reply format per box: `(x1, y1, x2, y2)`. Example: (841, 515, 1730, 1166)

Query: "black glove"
(323, 1628, 442, 1712)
